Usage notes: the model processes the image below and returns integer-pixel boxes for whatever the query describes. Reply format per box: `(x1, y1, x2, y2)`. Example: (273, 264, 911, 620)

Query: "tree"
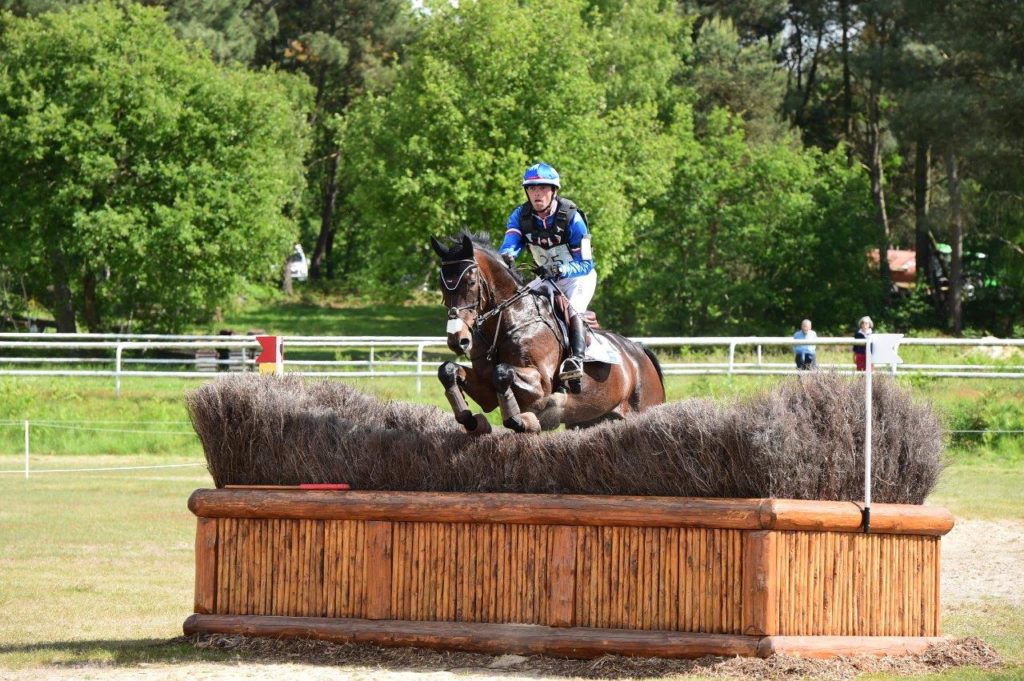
(147, 0, 279, 65)
(690, 15, 789, 144)
(602, 108, 877, 335)
(252, 0, 415, 282)
(339, 0, 680, 294)
(0, 2, 312, 332)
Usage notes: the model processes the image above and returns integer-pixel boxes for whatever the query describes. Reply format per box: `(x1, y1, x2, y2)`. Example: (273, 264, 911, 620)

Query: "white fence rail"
(2, 334, 1023, 512)
(1, 333, 1024, 395)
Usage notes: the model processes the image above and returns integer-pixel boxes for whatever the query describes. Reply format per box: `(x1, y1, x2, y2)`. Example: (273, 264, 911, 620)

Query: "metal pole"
(728, 342, 736, 375)
(369, 344, 375, 374)
(24, 420, 29, 479)
(416, 343, 425, 394)
(863, 337, 873, 534)
(115, 343, 123, 396)
(756, 344, 762, 367)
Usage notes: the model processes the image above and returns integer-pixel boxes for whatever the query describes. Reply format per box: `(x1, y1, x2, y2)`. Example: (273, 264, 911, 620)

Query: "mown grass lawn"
(0, 455, 1021, 678)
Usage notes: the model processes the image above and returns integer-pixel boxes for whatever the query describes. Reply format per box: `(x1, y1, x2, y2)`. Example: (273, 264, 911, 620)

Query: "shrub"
(188, 372, 944, 503)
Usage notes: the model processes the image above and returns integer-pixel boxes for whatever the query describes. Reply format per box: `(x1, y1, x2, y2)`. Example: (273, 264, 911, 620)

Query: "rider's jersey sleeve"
(498, 206, 525, 258)
(560, 212, 594, 278)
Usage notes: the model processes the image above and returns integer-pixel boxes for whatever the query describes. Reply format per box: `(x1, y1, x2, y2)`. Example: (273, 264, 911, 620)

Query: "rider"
(498, 162, 596, 392)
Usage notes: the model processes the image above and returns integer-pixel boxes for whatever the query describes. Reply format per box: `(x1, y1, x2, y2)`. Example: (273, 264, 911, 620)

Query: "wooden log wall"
(189, 489, 952, 649)
(772, 531, 941, 636)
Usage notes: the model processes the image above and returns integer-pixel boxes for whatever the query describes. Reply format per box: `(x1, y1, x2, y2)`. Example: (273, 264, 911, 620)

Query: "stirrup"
(560, 356, 583, 381)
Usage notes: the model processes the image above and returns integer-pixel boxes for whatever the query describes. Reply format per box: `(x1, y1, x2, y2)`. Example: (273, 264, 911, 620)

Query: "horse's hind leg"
(493, 363, 541, 433)
(437, 361, 493, 434)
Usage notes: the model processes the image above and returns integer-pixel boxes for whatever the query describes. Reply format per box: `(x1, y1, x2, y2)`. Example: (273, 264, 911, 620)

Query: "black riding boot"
(560, 314, 587, 394)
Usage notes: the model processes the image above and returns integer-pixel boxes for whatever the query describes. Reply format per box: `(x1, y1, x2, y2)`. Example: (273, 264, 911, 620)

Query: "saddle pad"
(584, 333, 622, 365)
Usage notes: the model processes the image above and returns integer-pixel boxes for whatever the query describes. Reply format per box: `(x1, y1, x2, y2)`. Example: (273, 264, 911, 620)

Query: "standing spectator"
(853, 316, 873, 371)
(793, 319, 817, 370)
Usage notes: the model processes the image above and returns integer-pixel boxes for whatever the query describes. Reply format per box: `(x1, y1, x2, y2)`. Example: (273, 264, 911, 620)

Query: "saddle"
(553, 295, 599, 330)
(528, 280, 598, 353)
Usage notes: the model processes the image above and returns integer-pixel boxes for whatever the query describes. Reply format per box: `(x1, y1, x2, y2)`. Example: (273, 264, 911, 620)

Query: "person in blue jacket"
(499, 163, 596, 392)
(792, 319, 817, 370)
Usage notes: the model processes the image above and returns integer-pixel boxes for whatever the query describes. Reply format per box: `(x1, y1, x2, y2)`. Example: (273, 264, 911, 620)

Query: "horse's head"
(431, 234, 515, 357)
(431, 234, 487, 355)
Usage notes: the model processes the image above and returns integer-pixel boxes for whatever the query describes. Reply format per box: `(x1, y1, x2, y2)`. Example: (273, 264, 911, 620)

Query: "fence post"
(863, 337, 873, 533)
(756, 344, 762, 367)
(728, 342, 737, 375)
(369, 344, 375, 374)
(23, 420, 29, 479)
(416, 342, 425, 395)
(115, 343, 123, 397)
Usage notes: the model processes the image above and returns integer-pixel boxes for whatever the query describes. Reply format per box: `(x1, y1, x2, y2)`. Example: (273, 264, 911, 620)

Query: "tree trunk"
(49, 249, 76, 333)
(82, 270, 102, 332)
(795, 26, 824, 127)
(945, 149, 963, 335)
(868, 111, 891, 287)
(310, 149, 340, 280)
(325, 225, 336, 279)
(840, 0, 853, 165)
(281, 258, 294, 296)
(913, 141, 931, 284)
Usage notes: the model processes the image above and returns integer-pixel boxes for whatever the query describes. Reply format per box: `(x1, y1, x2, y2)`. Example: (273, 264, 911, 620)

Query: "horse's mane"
(449, 230, 525, 286)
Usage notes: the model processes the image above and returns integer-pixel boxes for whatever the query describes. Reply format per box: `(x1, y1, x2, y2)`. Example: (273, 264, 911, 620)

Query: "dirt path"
(941, 518, 1024, 605)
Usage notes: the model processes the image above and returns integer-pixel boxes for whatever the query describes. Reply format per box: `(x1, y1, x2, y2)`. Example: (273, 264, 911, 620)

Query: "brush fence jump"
(184, 489, 953, 659)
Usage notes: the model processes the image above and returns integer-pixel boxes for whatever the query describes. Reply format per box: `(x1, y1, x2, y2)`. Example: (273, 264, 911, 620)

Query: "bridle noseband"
(440, 258, 487, 321)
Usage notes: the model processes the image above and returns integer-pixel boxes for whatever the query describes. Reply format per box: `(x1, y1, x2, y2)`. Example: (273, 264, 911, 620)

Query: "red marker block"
(256, 335, 283, 375)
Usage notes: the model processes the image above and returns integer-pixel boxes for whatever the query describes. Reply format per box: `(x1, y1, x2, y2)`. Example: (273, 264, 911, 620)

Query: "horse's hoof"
(456, 410, 476, 430)
(519, 412, 542, 433)
(468, 414, 491, 435)
(503, 417, 526, 433)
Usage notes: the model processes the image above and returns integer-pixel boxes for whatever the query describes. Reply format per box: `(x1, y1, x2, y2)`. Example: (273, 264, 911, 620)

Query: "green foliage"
(691, 15, 789, 144)
(250, 0, 416, 280)
(154, 0, 279, 64)
(0, 1, 312, 332)
(602, 108, 878, 334)
(339, 0, 681, 294)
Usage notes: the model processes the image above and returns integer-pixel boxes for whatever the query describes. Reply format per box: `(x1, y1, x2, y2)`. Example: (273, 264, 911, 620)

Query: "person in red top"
(853, 316, 873, 371)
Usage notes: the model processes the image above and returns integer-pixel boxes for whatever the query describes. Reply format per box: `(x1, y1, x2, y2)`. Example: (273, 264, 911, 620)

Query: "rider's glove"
(541, 263, 562, 280)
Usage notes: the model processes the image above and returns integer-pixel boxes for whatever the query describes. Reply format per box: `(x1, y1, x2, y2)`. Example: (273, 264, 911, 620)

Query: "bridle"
(439, 257, 537, 362)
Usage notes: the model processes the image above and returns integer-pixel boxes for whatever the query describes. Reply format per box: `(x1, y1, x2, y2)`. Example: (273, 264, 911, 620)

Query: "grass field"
(2, 297, 1023, 677)
(1, 455, 1021, 678)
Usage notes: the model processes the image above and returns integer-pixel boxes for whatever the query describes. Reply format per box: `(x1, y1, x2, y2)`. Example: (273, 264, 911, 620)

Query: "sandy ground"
(940, 518, 1024, 606)
(4, 519, 1020, 681)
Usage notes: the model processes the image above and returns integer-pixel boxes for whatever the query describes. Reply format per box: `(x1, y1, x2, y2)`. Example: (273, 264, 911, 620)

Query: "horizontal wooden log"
(183, 614, 762, 659)
(190, 490, 765, 529)
(759, 635, 947, 658)
(766, 500, 954, 536)
(189, 490, 954, 536)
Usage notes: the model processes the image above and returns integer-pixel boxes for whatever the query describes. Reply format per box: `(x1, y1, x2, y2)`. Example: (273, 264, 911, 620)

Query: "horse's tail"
(641, 343, 665, 390)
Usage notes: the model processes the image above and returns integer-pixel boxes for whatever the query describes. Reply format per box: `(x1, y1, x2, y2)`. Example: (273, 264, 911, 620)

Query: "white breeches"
(556, 270, 597, 313)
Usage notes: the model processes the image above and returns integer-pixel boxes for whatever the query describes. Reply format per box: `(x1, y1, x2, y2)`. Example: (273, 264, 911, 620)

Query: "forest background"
(1, 0, 1022, 338)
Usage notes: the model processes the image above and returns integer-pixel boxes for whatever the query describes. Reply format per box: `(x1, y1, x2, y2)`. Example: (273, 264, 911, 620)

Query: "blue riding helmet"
(522, 163, 561, 188)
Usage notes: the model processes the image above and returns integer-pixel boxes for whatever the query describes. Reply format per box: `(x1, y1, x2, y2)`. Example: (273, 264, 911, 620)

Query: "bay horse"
(431, 234, 665, 433)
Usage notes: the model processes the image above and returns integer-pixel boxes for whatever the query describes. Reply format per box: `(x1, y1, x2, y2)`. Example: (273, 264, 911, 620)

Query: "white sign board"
(871, 333, 904, 366)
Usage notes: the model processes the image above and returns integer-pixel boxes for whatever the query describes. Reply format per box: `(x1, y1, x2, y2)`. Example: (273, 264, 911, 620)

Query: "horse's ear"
(461, 234, 474, 254)
(430, 235, 448, 259)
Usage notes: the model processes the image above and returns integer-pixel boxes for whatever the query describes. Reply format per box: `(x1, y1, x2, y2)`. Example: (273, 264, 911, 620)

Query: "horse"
(431, 233, 665, 433)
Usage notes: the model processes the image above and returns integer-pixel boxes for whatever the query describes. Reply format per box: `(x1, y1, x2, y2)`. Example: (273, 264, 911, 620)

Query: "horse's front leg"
(492, 363, 548, 433)
(438, 361, 496, 434)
